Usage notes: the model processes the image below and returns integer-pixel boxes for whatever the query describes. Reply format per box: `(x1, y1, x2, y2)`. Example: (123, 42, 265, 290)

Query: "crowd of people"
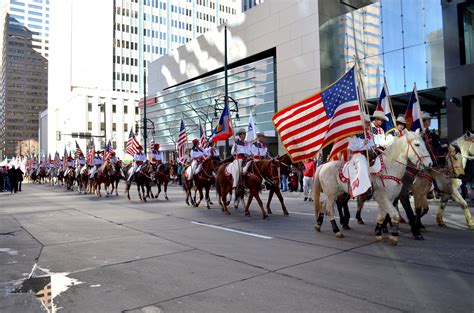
(0, 165, 24, 193)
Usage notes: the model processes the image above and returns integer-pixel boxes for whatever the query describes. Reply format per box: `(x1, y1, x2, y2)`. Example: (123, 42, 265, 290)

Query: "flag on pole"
(87, 141, 95, 165)
(104, 139, 115, 161)
(272, 67, 363, 163)
(375, 81, 396, 134)
(63, 147, 68, 167)
(177, 119, 188, 163)
(210, 102, 234, 142)
(199, 122, 208, 149)
(126, 128, 141, 156)
(75, 141, 84, 158)
(328, 137, 349, 161)
(54, 152, 60, 167)
(47, 153, 51, 164)
(404, 85, 424, 132)
(245, 113, 256, 142)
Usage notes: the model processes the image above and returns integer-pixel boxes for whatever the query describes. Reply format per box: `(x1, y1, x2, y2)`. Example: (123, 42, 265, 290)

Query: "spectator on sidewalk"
(16, 166, 24, 192)
(8, 166, 17, 193)
(303, 158, 316, 201)
(177, 162, 183, 186)
(3, 166, 11, 192)
(0, 166, 6, 191)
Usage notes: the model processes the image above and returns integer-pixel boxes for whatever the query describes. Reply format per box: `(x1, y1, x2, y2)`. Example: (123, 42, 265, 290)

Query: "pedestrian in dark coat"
(7, 167, 18, 193)
(16, 166, 24, 192)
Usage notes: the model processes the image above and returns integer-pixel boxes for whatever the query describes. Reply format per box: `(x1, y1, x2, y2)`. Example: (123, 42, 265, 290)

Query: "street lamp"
(143, 67, 148, 155)
(98, 103, 106, 141)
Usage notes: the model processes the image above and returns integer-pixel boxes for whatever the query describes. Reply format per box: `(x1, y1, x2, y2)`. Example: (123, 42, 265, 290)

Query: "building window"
(112, 123, 116, 131)
(88, 121, 92, 131)
(100, 122, 105, 131)
(135, 106, 139, 115)
(124, 123, 128, 132)
(124, 105, 128, 114)
(461, 3, 474, 64)
(88, 103, 92, 112)
(112, 141, 117, 149)
(100, 104, 104, 112)
(112, 104, 116, 113)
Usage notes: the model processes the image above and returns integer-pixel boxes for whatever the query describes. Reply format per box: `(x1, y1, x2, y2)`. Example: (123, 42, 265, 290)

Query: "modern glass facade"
(144, 55, 276, 152)
(462, 3, 474, 65)
(320, 0, 445, 100)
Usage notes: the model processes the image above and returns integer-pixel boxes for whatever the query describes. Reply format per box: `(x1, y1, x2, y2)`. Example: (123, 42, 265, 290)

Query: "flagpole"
(354, 59, 371, 162)
(384, 76, 397, 129)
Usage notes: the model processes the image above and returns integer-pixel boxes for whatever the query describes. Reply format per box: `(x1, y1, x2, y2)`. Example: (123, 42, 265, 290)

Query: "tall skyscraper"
(242, 0, 264, 12)
(0, 0, 49, 159)
(48, 0, 241, 158)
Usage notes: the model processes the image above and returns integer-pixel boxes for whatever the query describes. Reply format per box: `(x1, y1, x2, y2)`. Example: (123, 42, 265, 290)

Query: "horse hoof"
(263, 214, 269, 220)
(267, 209, 273, 215)
(245, 212, 251, 217)
(389, 236, 399, 246)
(224, 211, 231, 215)
(357, 220, 365, 225)
(283, 210, 289, 216)
(335, 231, 344, 238)
(207, 206, 211, 210)
(342, 225, 351, 230)
(315, 224, 321, 232)
(208, 201, 213, 205)
(376, 235, 384, 242)
(382, 227, 389, 234)
(413, 235, 424, 241)
(437, 222, 447, 228)
(165, 196, 169, 201)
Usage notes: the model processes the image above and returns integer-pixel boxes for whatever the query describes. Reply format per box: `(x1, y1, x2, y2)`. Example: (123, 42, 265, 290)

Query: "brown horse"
(95, 162, 112, 197)
(64, 167, 76, 190)
(151, 162, 176, 200)
(264, 154, 292, 215)
(77, 166, 89, 194)
(109, 160, 125, 196)
(191, 157, 221, 209)
(125, 162, 154, 202)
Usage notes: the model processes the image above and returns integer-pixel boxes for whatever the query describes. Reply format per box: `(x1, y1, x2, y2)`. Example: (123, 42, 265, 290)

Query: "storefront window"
(462, 4, 474, 64)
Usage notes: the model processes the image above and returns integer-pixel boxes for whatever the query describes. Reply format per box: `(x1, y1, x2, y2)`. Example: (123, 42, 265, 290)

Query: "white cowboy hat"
(421, 111, 432, 120)
(396, 115, 406, 124)
(256, 131, 265, 137)
(371, 110, 389, 121)
(363, 114, 371, 122)
(236, 128, 247, 135)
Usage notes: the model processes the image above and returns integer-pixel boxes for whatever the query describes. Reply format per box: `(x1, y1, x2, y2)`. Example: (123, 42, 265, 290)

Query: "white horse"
(429, 131, 474, 228)
(313, 129, 432, 245)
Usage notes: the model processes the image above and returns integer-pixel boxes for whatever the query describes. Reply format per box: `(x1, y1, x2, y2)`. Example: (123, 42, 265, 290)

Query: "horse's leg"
(164, 182, 169, 200)
(115, 180, 119, 196)
(253, 190, 269, 220)
(205, 186, 211, 209)
(375, 193, 400, 246)
(326, 195, 343, 238)
(447, 179, 474, 228)
(244, 193, 253, 217)
(355, 194, 366, 224)
(196, 187, 204, 208)
(266, 188, 274, 214)
(222, 187, 231, 215)
(399, 184, 423, 240)
(337, 194, 351, 230)
(273, 186, 289, 216)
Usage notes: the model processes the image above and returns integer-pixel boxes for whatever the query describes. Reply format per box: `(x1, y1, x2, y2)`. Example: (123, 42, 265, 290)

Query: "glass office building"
(145, 52, 276, 155)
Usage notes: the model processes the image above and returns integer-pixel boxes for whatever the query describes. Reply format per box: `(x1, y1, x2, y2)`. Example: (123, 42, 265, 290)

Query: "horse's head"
(402, 129, 433, 169)
(447, 143, 465, 179)
(462, 131, 474, 156)
(208, 156, 222, 170)
(102, 162, 113, 175)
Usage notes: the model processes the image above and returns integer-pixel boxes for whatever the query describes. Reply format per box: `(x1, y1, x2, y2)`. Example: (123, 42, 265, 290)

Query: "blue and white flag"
(375, 81, 396, 134)
(404, 85, 424, 132)
(245, 113, 256, 142)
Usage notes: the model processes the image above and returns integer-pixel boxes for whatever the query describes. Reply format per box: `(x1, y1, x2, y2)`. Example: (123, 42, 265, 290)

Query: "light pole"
(98, 103, 106, 143)
(224, 25, 229, 154)
(143, 67, 147, 156)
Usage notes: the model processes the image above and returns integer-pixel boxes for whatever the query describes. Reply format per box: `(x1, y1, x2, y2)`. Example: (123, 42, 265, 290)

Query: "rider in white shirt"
(128, 146, 146, 181)
(371, 109, 389, 150)
(76, 155, 87, 177)
(205, 141, 219, 159)
(189, 139, 207, 180)
(150, 143, 164, 169)
(89, 151, 103, 178)
(230, 128, 251, 190)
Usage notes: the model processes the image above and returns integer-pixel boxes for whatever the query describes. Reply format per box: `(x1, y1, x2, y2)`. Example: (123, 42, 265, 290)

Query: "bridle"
(404, 136, 432, 169)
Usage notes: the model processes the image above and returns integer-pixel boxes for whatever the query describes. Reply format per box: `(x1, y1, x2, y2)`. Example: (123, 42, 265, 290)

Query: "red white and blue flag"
(75, 141, 84, 158)
(199, 122, 208, 149)
(177, 119, 188, 163)
(126, 128, 141, 156)
(329, 137, 349, 161)
(87, 141, 95, 165)
(210, 101, 234, 142)
(375, 81, 396, 134)
(104, 139, 115, 161)
(404, 85, 424, 132)
(273, 67, 363, 162)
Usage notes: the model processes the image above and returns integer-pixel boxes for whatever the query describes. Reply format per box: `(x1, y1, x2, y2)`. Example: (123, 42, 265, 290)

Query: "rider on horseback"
(205, 141, 219, 158)
(76, 153, 86, 178)
(128, 146, 146, 181)
(64, 155, 74, 176)
(371, 108, 389, 150)
(89, 150, 103, 179)
(150, 143, 163, 170)
(394, 115, 406, 137)
(230, 128, 251, 191)
(421, 111, 445, 167)
(243, 132, 268, 173)
(347, 115, 375, 197)
(188, 139, 207, 180)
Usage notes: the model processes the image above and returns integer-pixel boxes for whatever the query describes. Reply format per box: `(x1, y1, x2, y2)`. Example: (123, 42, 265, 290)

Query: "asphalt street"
(1, 182, 473, 313)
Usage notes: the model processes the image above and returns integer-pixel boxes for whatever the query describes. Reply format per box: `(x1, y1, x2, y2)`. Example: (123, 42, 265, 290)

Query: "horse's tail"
(313, 167, 322, 218)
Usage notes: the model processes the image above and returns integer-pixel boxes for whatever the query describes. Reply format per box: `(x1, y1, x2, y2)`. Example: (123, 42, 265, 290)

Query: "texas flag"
(210, 101, 234, 142)
(404, 85, 424, 132)
(375, 82, 396, 134)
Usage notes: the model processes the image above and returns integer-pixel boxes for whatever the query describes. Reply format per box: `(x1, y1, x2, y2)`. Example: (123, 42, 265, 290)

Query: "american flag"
(177, 119, 188, 163)
(328, 137, 349, 161)
(75, 141, 84, 158)
(126, 128, 141, 156)
(63, 147, 68, 167)
(199, 122, 208, 149)
(87, 141, 95, 165)
(54, 152, 60, 167)
(272, 67, 363, 162)
(104, 139, 115, 161)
